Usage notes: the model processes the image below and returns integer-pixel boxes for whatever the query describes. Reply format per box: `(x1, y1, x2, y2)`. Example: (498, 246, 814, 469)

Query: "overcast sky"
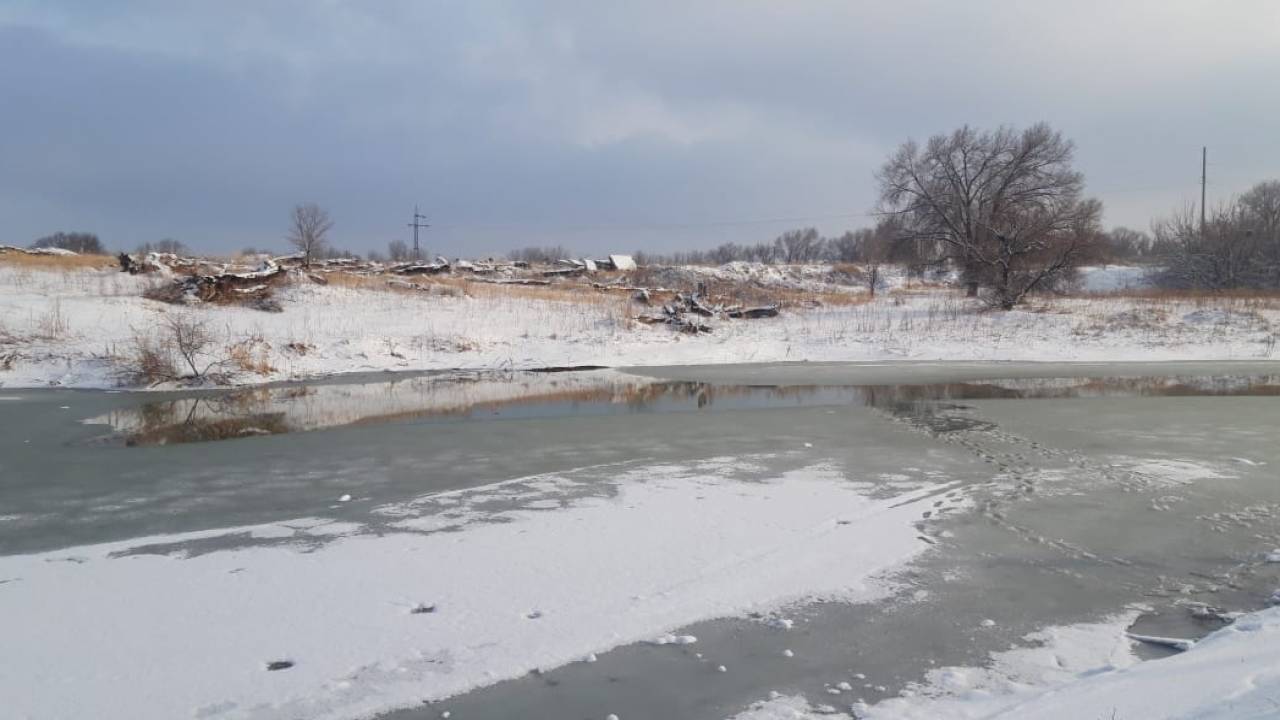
(3, 1, 1279, 256)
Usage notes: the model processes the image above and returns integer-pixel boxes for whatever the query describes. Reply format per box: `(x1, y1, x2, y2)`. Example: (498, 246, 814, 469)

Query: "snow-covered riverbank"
(735, 605, 1280, 720)
(2, 264, 1277, 390)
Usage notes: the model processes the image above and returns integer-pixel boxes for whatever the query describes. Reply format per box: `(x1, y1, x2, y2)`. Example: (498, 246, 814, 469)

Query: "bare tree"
(1155, 197, 1273, 290)
(861, 222, 903, 297)
(877, 123, 1103, 309)
(1241, 180, 1280, 286)
(508, 245, 573, 263)
(1104, 227, 1151, 262)
(137, 238, 190, 256)
(709, 242, 742, 265)
(774, 227, 825, 263)
(829, 231, 863, 263)
(387, 239, 411, 262)
(286, 203, 333, 267)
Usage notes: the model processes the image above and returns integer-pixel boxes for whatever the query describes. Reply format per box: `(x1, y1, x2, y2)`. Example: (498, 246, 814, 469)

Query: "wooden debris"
(637, 291, 780, 333)
(543, 267, 586, 277)
(393, 258, 450, 275)
(474, 277, 552, 286)
(145, 259, 287, 311)
(727, 305, 780, 319)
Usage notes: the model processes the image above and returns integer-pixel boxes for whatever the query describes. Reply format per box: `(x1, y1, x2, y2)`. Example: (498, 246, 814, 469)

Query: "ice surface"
(0, 461, 938, 720)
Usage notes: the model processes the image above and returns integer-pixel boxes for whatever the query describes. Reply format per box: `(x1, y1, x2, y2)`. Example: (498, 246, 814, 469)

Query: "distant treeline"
(628, 224, 1166, 268)
(24, 176, 1280, 296)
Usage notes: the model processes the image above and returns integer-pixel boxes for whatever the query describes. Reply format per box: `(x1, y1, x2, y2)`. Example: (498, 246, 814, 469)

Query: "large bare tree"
(286, 203, 333, 267)
(877, 123, 1102, 309)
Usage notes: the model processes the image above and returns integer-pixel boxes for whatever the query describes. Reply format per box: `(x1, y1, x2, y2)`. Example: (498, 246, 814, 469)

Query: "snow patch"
(0, 461, 938, 720)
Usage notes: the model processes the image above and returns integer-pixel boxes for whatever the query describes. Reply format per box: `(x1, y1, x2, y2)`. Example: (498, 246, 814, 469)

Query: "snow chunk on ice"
(652, 633, 697, 645)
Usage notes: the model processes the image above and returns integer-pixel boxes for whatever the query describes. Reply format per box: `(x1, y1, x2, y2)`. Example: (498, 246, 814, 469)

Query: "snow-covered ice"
(0, 460, 939, 720)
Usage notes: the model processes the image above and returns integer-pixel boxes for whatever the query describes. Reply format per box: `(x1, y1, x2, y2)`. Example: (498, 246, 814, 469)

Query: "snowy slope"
(3, 266, 1278, 389)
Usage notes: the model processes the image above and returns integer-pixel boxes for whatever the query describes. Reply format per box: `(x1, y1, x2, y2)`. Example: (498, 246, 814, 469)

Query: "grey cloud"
(2, 2, 1278, 255)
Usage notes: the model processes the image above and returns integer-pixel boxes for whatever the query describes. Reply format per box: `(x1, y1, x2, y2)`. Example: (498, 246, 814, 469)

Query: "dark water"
(74, 371, 1280, 447)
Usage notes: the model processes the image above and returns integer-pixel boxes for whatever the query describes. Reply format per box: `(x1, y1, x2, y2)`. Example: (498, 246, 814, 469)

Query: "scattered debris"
(637, 290, 780, 333)
(473, 277, 551, 286)
(393, 257, 451, 275)
(542, 266, 587, 278)
(607, 254, 637, 271)
(144, 259, 287, 311)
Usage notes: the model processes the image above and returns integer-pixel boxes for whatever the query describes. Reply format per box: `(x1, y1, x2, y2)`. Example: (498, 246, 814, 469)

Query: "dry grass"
(1076, 286, 1280, 310)
(227, 336, 275, 375)
(30, 299, 71, 340)
(321, 270, 635, 328)
(321, 268, 866, 316)
(0, 251, 117, 271)
(116, 330, 180, 386)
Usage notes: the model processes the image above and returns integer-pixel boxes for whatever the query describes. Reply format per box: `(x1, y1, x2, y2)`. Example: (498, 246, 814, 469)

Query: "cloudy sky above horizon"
(3, 1, 1279, 256)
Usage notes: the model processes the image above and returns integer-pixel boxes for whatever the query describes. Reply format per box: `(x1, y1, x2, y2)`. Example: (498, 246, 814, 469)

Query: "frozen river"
(2, 361, 1279, 719)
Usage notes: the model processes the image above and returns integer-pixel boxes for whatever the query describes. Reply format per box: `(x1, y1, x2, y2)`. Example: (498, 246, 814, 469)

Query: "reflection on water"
(83, 372, 1280, 447)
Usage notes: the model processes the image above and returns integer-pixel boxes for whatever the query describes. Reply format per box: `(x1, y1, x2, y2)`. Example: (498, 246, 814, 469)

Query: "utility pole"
(1200, 146, 1207, 238)
(408, 205, 430, 262)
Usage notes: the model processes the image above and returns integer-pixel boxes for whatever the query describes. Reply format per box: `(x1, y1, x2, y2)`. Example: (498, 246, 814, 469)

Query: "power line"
(407, 205, 430, 261)
(1200, 146, 1208, 238)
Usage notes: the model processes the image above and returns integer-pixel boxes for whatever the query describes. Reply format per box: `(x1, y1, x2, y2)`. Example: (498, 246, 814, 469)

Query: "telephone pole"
(1200, 146, 1207, 238)
(408, 205, 430, 262)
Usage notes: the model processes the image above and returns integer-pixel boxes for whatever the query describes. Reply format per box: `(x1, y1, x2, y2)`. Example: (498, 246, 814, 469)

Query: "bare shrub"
(227, 336, 275, 375)
(114, 313, 229, 386)
(117, 330, 180, 386)
(165, 313, 219, 379)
